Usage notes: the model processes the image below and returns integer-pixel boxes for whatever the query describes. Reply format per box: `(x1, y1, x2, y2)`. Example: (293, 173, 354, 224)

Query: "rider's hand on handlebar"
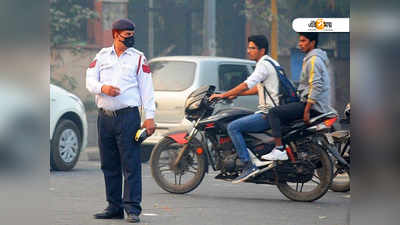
(209, 93, 224, 101)
(227, 95, 237, 100)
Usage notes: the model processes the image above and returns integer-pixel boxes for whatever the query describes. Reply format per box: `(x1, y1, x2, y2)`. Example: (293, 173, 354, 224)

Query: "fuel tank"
(198, 107, 254, 126)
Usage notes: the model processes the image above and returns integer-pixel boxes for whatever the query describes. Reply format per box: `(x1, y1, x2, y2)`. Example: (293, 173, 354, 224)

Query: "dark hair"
(112, 29, 120, 39)
(299, 32, 319, 47)
(248, 35, 269, 54)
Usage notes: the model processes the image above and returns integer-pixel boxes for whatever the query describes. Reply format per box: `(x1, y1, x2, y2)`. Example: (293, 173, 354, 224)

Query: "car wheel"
(50, 119, 81, 171)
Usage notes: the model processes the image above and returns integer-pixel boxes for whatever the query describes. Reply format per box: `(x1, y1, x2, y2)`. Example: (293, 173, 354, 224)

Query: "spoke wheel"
(150, 137, 207, 194)
(277, 142, 333, 202)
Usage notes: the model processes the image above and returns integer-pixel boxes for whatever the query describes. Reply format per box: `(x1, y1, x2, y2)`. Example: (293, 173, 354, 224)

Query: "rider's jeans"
(227, 113, 271, 164)
(268, 102, 320, 138)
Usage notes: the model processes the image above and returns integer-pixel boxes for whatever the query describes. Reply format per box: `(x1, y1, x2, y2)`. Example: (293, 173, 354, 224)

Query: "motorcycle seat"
(281, 120, 305, 134)
(281, 112, 338, 134)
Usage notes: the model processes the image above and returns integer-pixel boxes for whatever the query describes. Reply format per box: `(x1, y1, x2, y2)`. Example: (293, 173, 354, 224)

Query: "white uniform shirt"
(86, 46, 155, 119)
(244, 55, 280, 113)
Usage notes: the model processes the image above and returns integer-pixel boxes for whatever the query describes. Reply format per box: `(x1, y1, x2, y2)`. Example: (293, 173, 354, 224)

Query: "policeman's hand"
(142, 119, 156, 136)
(101, 85, 120, 97)
(209, 93, 224, 101)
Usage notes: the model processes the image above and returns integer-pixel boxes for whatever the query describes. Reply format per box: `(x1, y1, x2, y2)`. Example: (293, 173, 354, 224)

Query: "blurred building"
(51, 0, 349, 113)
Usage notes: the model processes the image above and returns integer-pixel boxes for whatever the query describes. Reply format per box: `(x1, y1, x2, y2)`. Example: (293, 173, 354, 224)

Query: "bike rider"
(261, 32, 335, 161)
(209, 35, 282, 184)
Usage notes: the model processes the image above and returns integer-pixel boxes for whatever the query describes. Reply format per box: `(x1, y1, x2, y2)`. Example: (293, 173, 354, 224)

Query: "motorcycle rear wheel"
(150, 137, 207, 194)
(277, 142, 333, 202)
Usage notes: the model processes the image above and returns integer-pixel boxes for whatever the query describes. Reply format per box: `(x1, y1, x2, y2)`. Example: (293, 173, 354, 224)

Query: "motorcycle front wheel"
(277, 142, 333, 202)
(150, 137, 207, 194)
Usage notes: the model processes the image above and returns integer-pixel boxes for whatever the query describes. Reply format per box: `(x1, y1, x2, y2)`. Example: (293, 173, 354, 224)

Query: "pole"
(203, 0, 216, 56)
(270, 0, 278, 60)
(148, 0, 154, 58)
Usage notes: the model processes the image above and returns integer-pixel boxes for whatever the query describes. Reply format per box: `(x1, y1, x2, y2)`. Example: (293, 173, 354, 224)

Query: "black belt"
(99, 107, 138, 117)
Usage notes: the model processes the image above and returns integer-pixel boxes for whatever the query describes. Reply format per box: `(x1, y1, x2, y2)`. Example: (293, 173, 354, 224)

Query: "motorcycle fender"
(165, 130, 189, 144)
(164, 129, 209, 173)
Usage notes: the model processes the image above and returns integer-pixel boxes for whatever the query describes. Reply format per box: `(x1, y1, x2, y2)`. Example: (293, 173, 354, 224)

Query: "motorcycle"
(150, 85, 340, 202)
(329, 103, 350, 192)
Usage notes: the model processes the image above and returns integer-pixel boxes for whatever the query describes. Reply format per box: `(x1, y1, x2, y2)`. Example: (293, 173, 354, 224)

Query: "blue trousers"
(227, 113, 271, 163)
(97, 107, 142, 215)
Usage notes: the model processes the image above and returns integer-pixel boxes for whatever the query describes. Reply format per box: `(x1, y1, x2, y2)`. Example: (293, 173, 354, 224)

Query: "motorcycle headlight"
(188, 101, 200, 110)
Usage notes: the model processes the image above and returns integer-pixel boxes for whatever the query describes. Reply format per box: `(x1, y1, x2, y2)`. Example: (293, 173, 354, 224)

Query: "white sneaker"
(261, 149, 288, 161)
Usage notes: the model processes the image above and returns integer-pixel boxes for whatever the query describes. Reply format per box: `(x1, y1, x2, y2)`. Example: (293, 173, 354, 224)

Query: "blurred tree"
(244, 0, 350, 52)
(129, 0, 246, 58)
(215, 0, 246, 58)
(50, 0, 98, 47)
(128, 0, 203, 57)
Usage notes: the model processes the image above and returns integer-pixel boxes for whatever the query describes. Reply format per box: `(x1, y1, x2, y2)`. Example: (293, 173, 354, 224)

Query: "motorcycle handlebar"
(207, 96, 232, 106)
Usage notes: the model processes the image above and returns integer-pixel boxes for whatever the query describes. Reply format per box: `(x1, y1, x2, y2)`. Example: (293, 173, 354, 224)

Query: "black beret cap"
(112, 19, 135, 31)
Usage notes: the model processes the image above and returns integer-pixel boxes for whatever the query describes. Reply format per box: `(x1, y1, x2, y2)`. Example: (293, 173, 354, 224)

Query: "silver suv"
(144, 56, 257, 144)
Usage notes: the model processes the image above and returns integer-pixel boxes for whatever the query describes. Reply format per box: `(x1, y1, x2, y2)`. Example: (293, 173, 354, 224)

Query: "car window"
(218, 64, 250, 91)
(150, 61, 196, 91)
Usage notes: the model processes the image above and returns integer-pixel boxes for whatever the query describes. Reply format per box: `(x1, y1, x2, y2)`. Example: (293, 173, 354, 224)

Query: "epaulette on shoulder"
(130, 48, 144, 57)
(95, 47, 112, 60)
(98, 47, 112, 55)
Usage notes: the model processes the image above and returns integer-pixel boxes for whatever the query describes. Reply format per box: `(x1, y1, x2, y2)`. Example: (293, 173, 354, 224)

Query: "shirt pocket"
(117, 64, 138, 87)
(99, 64, 113, 83)
(121, 63, 135, 77)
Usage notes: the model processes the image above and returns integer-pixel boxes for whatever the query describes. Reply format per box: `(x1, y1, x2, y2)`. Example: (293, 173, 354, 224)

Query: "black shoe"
(232, 162, 259, 184)
(93, 207, 124, 219)
(127, 214, 140, 223)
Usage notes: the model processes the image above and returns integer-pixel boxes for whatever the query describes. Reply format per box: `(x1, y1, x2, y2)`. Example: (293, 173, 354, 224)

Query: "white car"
(50, 84, 87, 171)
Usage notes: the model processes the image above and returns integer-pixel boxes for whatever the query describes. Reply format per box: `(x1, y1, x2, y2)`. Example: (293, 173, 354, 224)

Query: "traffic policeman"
(86, 18, 155, 223)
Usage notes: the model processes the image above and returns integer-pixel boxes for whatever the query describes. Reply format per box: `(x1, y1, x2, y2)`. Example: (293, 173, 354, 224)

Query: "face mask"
(120, 35, 135, 48)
